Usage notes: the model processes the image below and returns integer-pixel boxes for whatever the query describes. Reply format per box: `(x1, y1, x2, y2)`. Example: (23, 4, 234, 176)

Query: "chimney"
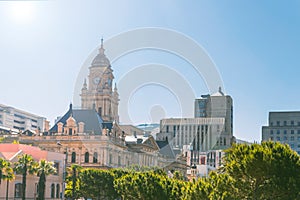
(44, 120, 50, 132)
(57, 122, 63, 134)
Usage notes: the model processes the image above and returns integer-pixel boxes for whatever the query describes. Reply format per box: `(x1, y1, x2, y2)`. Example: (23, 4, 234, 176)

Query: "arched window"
(93, 152, 98, 163)
(15, 183, 23, 198)
(71, 152, 76, 163)
(51, 183, 55, 198)
(56, 184, 60, 198)
(84, 152, 89, 163)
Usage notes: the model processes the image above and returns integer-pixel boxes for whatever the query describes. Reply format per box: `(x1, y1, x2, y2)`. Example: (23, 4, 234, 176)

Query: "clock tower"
(80, 39, 119, 123)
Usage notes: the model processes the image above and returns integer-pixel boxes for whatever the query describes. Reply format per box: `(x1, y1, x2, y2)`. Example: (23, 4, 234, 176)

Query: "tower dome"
(91, 38, 110, 67)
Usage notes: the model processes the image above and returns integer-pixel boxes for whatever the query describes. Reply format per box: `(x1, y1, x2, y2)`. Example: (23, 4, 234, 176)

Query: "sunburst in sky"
(9, 1, 36, 23)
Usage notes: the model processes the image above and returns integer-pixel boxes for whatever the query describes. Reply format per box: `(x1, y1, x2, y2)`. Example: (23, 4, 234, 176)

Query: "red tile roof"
(0, 144, 48, 161)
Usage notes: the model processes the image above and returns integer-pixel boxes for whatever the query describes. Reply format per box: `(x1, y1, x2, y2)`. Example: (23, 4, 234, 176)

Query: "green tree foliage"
(222, 141, 300, 199)
(79, 168, 118, 200)
(36, 160, 57, 200)
(0, 158, 15, 200)
(114, 171, 167, 200)
(0, 158, 9, 185)
(14, 154, 37, 200)
(64, 142, 300, 200)
(65, 164, 83, 200)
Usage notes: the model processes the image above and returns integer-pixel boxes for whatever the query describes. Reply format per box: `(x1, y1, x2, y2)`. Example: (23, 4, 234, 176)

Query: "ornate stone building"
(18, 39, 184, 172)
(80, 39, 119, 123)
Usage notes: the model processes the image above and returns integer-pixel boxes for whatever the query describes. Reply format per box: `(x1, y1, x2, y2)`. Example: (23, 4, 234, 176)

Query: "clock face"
(93, 77, 101, 85)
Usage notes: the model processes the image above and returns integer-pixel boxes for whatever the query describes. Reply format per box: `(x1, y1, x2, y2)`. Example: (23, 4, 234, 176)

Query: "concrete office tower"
(158, 118, 225, 152)
(262, 111, 300, 154)
(194, 87, 233, 146)
(0, 104, 46, 133)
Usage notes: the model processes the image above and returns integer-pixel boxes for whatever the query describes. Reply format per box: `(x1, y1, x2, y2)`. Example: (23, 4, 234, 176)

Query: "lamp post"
(57, 142, 67, 200)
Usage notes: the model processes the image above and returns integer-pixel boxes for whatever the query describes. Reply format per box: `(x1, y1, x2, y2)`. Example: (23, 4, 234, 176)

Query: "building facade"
(19, 104, 177, 170)
(185, 148, 225, 179)
(194, 87, 233, 144)
(0, 144, 64, 200)
(157, 117, 226, 152)
(0, 104, 47, 134)
(262, 111, 300, 154)
(80, 39, 119, 123)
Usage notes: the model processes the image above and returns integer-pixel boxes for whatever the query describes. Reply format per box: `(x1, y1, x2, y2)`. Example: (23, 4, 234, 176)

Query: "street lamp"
(57, 142, 67, 200)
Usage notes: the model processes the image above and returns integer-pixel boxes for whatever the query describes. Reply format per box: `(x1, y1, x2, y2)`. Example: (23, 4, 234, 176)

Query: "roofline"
(269, 111, 300, 114)
(0, 103, 46, 119)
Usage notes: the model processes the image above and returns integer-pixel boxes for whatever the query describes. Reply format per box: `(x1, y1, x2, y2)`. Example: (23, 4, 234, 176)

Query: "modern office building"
(158, 117, 226, 152)
(262, 111, 300, 154)
(0, 104, 47, 133)
(158, 88, 233, 152)
(194, 87, 233, 140)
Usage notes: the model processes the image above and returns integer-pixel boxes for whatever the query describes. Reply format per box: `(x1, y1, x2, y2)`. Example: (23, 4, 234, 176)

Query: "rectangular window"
(284, 121, 287, 126)
(284, 136, 287, 141)
(277, 130, 280, 134)
(14, 114, 25, 119)
(270, 130, 274, 135)
(291, 130, 295, 134)
(291, 136, 295, 141)
(15, 183, 23, 198)
(298, 130, 300, 134)
(291, 121, 295, 126)
(118, 155, 121, 166)
(276, 136, 280, 141)
(98, 107, 102, 116)
(109, 154, 112, 164)
(277, 121, 280, 126)
(284, 130, 287, 134)
(53, 162, 59, 175)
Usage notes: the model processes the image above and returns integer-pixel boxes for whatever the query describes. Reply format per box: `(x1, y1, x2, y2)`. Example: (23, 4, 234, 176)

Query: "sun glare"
(10, 2, 35, 23)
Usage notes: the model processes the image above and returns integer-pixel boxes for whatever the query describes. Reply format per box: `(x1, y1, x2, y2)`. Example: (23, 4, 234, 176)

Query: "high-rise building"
(80, 39, 119, 123)
(0, 104, 47, 133)
(262, 111, 300, 154)
(158, 88, 234, 153)
(194, 87, 233, 144)
(158, 118, 225, 152)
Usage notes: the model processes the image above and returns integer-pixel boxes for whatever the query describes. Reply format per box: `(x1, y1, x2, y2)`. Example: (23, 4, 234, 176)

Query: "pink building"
(0, 144, 65, 199)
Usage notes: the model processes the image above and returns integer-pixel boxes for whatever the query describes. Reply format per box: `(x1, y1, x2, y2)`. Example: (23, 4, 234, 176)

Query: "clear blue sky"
(0, 0, 299, 142)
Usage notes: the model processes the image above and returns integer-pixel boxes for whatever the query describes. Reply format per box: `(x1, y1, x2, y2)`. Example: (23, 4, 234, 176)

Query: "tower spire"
(99, 37, 105, 54)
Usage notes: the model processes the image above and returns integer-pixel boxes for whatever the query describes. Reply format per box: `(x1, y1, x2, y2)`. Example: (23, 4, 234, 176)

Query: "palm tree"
(0, 158, 9, 185)
(36, 159, 57, 200)
(0, 158, 15, 200)
(4, 165, 14, 200)
(14, 154, 37, 200)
